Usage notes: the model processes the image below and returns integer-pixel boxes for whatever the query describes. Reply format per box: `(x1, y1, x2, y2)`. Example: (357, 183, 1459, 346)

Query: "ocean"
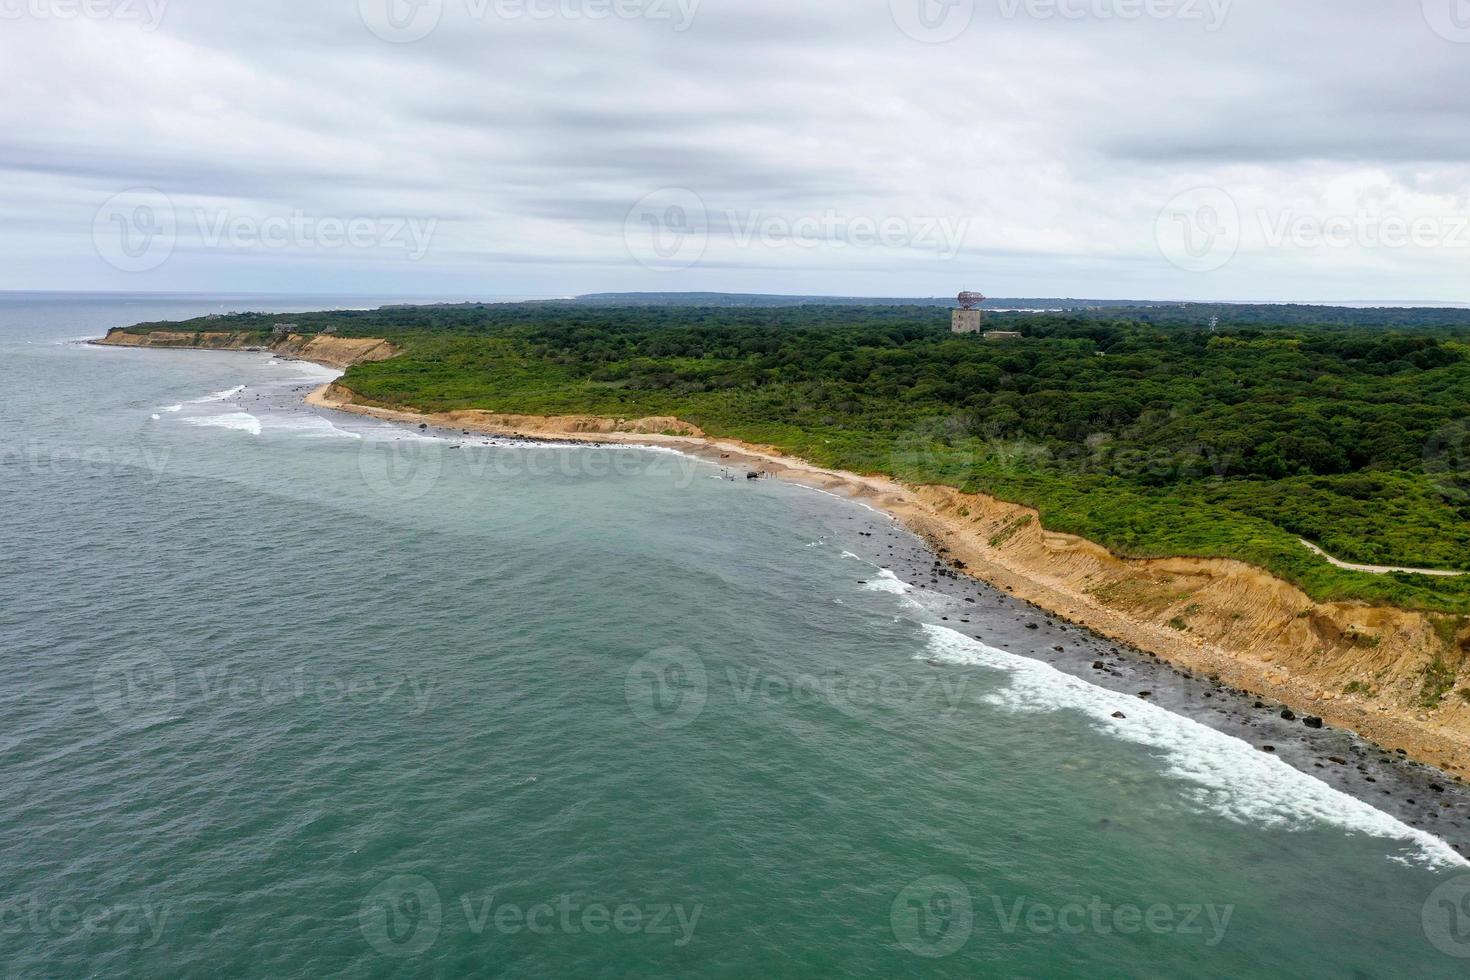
(4, 293, 1470, 977)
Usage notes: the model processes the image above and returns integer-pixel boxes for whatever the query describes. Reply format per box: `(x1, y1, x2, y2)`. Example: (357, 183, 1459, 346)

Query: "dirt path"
(1298, 540, 1468, 577)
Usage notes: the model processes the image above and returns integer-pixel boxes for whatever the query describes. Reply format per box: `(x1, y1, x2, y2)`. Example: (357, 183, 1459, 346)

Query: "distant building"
(319, 325, 339, 335)
(952, 290, 987, 334)
(952, 309, 984, 334)
(983, 331, 1023, 341)
(272, 323, 297, 339)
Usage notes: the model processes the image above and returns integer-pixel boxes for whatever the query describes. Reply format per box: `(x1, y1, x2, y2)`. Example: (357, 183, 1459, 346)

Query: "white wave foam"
(158, 404, 183, 413)
(920, 624, 1466, 869)
(182, 413, 262, 435)
(863, 569, 913, 596)
(190, 385, 245, 404)
(150, 414, 161, 421)
(794, 483, 893, 517)
(265, 415, 361, 440)
(281, 361, 344, 383)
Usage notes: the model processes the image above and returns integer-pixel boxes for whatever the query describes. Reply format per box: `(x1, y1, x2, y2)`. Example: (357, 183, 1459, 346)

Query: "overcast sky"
(4, 0, 1470, 301)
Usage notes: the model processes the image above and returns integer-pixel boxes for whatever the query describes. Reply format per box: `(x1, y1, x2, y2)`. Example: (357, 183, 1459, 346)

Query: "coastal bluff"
(102, 330, 1470, 778)
(98, 328, 397, 370)
(313, 375, 1470, 777)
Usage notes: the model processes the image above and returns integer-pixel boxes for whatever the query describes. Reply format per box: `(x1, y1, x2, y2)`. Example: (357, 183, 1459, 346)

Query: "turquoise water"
(4, 294, 1470, 977)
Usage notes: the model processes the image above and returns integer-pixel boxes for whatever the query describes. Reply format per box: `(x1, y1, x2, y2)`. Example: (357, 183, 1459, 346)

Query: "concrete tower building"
(951, 291, 985, 334)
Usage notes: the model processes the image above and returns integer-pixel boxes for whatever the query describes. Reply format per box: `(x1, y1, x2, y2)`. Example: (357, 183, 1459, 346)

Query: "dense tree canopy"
(127, 302, 1470, 611)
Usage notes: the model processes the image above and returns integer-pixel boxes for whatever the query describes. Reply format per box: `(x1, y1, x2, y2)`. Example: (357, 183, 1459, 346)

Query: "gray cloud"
(1, 0, 1468, 301)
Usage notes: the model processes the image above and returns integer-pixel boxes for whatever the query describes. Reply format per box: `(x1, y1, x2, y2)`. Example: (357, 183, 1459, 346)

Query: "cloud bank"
(3, 0, 1469, 301)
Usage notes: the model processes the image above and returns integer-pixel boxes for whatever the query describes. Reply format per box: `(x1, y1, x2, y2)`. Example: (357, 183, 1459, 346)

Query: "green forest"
(126, 302, 1470, 612)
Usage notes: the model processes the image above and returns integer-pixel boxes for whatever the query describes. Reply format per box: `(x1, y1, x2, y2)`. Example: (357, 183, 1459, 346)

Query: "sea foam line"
(182, 413, 262, 436)
(920, 623, 1466, 870)
(190, 385, 245, 404)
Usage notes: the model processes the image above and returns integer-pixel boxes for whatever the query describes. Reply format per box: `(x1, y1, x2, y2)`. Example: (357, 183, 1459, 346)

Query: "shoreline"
(307, 378, 1470, 780)
(92, 331, 1470, 780)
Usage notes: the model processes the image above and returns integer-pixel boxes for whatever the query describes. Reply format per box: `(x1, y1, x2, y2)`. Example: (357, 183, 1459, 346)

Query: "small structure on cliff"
(951, 291, 986, 334)
(272, 323, 297, 339)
